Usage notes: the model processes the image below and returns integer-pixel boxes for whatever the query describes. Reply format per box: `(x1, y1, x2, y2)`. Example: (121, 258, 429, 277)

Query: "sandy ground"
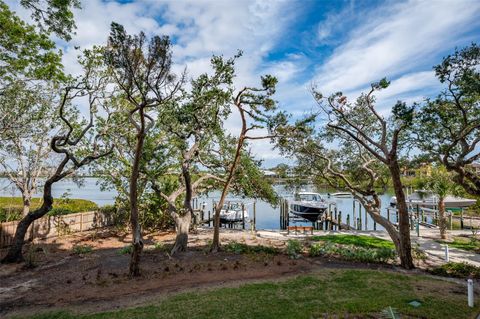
(0, 228, 456, 318)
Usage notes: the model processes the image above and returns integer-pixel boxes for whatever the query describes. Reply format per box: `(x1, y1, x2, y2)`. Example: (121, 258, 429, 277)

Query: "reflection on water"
(0, 178, 393, 230)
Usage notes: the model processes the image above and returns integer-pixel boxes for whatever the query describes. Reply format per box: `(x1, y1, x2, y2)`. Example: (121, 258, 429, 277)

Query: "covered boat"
(219, 201, 249, 223)
(390, 190, 476, 208)
(329, 192, 352, 198)
(289, 192, 328, 222)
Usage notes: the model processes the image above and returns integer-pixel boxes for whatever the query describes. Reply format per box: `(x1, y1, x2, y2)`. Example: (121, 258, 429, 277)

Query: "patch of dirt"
(0, 229, 413, 318)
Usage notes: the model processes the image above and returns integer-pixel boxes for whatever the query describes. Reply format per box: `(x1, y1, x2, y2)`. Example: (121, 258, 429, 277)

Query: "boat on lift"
(390, 190, 476, 208)
(219, 201, 249, 223)
(289, 192, 328, 222)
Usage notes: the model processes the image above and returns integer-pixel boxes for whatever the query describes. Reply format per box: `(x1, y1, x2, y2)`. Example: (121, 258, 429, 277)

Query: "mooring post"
(353, 200, 356, 229)
(346, 214, 350, 228)
(253, 201, 256, 231)
(242, 203, 245, 230)
(358, 205, 362, 230)
(468, 279, 474, 307)
(461, 208, 464, 229)
(364, 206, 367, 230)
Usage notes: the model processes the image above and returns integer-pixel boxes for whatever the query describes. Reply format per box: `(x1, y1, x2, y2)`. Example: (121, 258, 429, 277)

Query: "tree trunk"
(211, 137, 244, 252)
(389, 161, 414, 269)
(171, 211, 191, 255)
(2, 182, 53, 263)
(128, 109, 146, 277)
(367, 208, 402, 256)
(22, 194, 31, 217)
(438, 198, 447, 240)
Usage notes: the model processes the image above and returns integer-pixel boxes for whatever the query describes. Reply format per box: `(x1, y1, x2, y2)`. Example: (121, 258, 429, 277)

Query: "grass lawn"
(437, 236, 480, 253)
(0, 197, 98, 222)
(23, 269, 477, 319)
(311, 234, 395, 249)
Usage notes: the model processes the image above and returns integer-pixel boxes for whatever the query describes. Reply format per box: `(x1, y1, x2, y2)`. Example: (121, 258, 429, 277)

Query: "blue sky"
(8, 0, 480, 166)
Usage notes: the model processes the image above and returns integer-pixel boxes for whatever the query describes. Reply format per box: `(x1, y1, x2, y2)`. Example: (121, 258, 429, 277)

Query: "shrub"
(72, 245, 93, 255)
(224, 241, 279, 255)
(430, 262, 480, 279)
(0, 209, 21, 222)
(118, 245, 133, 255)
(286, 239, 303, 259)
(309, 242, 396, 264)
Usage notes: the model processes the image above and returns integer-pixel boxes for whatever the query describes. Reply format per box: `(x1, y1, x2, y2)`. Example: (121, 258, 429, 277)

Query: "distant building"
(262, 170, 278, 177)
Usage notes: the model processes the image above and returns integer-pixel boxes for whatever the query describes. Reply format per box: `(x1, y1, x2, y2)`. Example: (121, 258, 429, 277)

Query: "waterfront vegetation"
(0, 197, 98, 222)
(23, 269, 477, 319)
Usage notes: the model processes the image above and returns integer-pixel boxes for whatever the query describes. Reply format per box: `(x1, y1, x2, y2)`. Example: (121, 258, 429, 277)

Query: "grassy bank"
(437, 236, 480, 253)
(311, 234, 395, 249)
(0, 197, 98, 222)
(24, 269, 477, 319)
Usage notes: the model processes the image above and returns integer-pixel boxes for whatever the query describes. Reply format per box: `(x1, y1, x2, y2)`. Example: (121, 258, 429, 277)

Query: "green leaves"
(0, 2, 65, 85)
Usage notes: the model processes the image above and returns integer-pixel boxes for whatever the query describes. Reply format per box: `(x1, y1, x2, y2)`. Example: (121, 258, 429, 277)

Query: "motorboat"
(390, 190, 476, 208)
(329, 192, 352, 198)
(289, 192, 328, 222)
(219, 201, 249, 223)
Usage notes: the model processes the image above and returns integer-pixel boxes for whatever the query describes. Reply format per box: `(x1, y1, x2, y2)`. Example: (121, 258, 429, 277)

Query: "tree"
(0, 80, 58, 218)
(415, 44, 480, 196)
(312, 80, 416, 269)
(151, 55, 235, 255)
(414, 166, 462, 240)
(20, 0, 81, 41)
(0, 2, 65, 91)
(1, 50, 113, 263)
(210, 72, 306, 251)
(104, 22, 184, 276)
(292, 134, 406, 258)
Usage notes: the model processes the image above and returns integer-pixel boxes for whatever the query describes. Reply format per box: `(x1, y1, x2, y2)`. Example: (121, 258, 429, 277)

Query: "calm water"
(0, 177, 393, 230)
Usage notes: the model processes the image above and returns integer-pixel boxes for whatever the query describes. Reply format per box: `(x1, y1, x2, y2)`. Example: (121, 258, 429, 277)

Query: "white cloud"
(314, 0, 480, 95)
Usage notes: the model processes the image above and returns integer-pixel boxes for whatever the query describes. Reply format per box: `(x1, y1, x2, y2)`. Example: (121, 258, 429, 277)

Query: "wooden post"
(358, 204, 362, 230)
(208, 210, 211, 227)
(346, 214, 350, 228)
(242, 203, 245, 230)
(353, 201, 357, 229)
(330, 210, 334, 230)
(338, 211, 342, 230)
(373, 220, 376, 231)
(253, 201, 256, 231)
(461, 208, 464, 229)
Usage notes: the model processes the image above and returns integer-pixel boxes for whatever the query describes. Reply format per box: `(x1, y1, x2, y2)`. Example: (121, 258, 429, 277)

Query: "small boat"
(289, 192, 328, 222)
(329, 192, 352, 198)
(390, 190, 476, 208)
(219, 201, 249, 223)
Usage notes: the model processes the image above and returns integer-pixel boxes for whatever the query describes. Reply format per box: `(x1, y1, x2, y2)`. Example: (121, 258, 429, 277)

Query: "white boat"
(390, 190, 476, 208)
(219, 201, 249, 223)
(329, 192, 352, 198)
(289, 192, 328, 222)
